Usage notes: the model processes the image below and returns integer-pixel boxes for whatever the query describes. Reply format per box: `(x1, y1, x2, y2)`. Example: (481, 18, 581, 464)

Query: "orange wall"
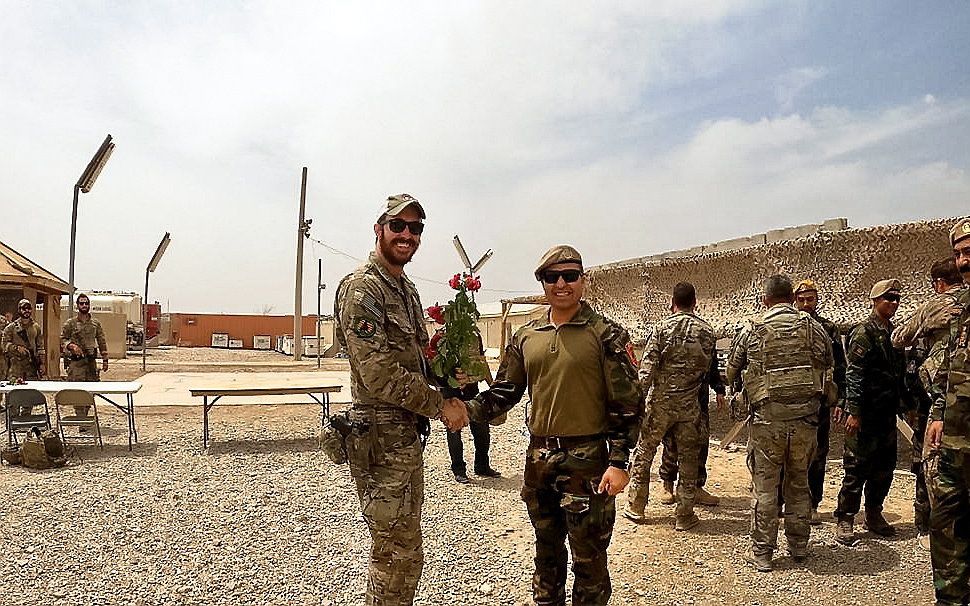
(170, 313, 321, 348)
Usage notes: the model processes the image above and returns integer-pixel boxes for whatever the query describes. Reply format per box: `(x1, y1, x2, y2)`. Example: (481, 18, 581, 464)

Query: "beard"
(960, 261, 970, 275)
(378, 231, 419, 267)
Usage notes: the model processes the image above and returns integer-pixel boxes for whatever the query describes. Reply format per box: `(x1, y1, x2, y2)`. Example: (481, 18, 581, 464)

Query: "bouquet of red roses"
(425, 273, 488, 388)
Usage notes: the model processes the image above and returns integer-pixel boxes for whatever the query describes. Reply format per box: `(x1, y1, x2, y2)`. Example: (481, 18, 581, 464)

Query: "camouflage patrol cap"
(377, 193, 426, 222)
(793, 279, 818, 295)
(950, 218, 970, 247)
(869, 278, 902, 299)
(534, 245, 583, 280)
(17, 298, 31, 308)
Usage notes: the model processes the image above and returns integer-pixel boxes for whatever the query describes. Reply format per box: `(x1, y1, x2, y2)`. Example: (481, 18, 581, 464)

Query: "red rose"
(449, 274, 462, 290)
(426, 304, 445, 324)
(470, 277, 482, 292)
(430, 332, 442, 347)
(424, 343, 438, 361)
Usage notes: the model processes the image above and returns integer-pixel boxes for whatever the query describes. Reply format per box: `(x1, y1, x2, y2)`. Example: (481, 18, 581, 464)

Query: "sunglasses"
(540, 269, 583, 284)
(881, 293, 901, 303)
(382, 218, 424, 235)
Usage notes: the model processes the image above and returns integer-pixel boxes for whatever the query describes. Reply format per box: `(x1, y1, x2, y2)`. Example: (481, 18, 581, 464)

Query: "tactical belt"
(529, 433, 604, 451)
(349, 406, 416, 426)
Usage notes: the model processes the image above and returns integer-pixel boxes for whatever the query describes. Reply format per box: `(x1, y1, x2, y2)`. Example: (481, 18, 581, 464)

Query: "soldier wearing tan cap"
(833, 278, 912, 544)
(466, 244, 644, 606)
(925, 217, 970, 606)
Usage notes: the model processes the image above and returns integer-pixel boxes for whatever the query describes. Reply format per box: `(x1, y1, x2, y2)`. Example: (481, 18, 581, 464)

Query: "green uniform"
(627, 311, 716, 521)
(893, 284, 966, 532)
(929, 287, 970, 606)
(334, 252, 445, 606)
(2, 317, 44, 382)
(467, 301, 643, 606)
(806, 312, 845, 509)
(835, 313, 910, 521)
(727, 303, 834, 559)
(61, 314, 109, 416)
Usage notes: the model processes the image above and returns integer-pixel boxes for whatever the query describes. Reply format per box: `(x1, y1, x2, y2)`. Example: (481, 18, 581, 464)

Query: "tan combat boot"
(660, 480, 675, 505)
(836, 518, 855, 546)
(695, 487, 720, 506)
(863, 509, 896, 537)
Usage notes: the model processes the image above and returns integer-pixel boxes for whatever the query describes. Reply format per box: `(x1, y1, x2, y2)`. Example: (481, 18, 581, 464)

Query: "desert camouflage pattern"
(0, 314, 8, 380)
(334, 252, 444, 606)
(893, 284, 966, 393)
(61, 315, 107, 382)
(2, 317, 44, 381)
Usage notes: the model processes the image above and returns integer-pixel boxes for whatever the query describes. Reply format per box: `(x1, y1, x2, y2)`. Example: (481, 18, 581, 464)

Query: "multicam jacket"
(467, 301, 644, 465)
(2, 317, 44, 369)
(931, 288, 970, 451)
(61, 315, 108, 357)
(639, 310, 716, 422)
(892, 284, 966, 390)
(334, 252, 444, 419)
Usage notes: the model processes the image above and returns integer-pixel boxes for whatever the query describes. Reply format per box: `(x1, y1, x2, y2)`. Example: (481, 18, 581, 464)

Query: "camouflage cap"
(793, 279, 818, 295)
(534, 245, 583, 280)
(377, 193, 426, 222)
(17, 298, 31, 308)
(950, 218, 970, 247)
(869, 278, 902, 299)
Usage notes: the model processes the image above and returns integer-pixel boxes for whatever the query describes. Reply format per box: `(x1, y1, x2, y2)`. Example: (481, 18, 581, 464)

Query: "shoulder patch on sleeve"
(352, 288, 383, 320)
(351, 316, 378, 338)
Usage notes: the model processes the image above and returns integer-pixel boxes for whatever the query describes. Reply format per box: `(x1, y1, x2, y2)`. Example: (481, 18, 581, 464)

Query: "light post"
(142, 232, 171, 371)
(453, 235, 492, 303)
(69, 134, 115, 311)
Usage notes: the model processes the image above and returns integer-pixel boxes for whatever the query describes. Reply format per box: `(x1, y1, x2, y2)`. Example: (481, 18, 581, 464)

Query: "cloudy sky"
(2, 1, 968, 314)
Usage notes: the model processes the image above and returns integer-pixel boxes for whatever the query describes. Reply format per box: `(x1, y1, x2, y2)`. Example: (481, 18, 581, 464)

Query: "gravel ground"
(0, 398, 935, 606)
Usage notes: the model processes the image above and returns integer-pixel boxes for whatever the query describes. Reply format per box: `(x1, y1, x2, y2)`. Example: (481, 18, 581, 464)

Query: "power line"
(306, 236, 534, 295)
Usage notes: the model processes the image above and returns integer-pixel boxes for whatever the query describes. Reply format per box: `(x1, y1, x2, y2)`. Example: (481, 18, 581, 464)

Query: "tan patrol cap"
(18, 298, 31, 308)
(950, 218, 970, 247)
(535, 245, 583, 280)
(793, 279, 818, 295)
(377, 193, 426, 222)
(869, 278, 902, 299)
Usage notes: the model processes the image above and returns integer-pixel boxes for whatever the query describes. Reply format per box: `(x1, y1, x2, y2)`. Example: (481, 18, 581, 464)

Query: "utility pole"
(294, 167, 308, 360)
(316, 258, 325, 370)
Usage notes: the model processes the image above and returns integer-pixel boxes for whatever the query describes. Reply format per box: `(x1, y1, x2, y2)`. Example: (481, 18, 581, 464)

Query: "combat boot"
(789, 545, 809, 563)
(743, 549, 772, 572)
(695, 487, 720, 506)
(674, 512, 700, 531)
(836, 518, 855, 545)
(863, 510, 896, 537)
(808, 507, 822, 525)
(622, 503, 645, 524)
(659, 480, 675, 505)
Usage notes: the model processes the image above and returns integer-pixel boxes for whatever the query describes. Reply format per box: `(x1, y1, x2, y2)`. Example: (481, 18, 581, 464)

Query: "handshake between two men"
(440, 398, 470, 431)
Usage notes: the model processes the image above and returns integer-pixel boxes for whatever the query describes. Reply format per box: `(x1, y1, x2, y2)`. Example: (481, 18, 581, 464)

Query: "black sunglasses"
(382, 218, 424, 235)
(540, 270, 583, 284)
(881, 293, 901, 303)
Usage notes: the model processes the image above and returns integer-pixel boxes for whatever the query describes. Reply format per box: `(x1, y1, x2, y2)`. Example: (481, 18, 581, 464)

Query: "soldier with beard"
(334, 194, 468, 606)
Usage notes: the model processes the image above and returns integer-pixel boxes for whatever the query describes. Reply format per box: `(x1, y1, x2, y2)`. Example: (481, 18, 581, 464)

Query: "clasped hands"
(440, 398, 469, 431)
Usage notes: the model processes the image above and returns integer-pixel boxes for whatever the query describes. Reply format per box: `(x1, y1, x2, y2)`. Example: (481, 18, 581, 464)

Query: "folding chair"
(54, 390, 103, 450)
(5, 389, 51, 446)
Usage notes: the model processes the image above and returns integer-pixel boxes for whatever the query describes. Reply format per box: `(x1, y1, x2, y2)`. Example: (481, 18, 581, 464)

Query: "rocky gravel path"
(1, 404, 935, 605)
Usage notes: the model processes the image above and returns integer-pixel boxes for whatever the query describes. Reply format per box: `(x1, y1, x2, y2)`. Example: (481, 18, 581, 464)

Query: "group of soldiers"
(2, 293, 110, 416)
(332, 194, 969, 606)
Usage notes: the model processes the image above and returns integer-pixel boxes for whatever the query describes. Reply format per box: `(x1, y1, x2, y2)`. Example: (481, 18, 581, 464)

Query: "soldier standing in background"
(624, 282, 717, 531)
(334, 194, 468, 606)
(891, 258, 965, 546)
(656, 352, 726, 507)
(926, 218, 970, 606)
(61, 293, 109, 417)
(0, 310, 10, 381)
(833, 279, 911, 544)
(2, 298, 45, 387)
(793, 279, 847, 523)
(466, 245, 643, 606)
(727, 275, 835, 571)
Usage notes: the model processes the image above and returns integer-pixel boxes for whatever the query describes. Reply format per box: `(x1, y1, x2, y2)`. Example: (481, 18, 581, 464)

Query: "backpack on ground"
(20, 427, 67, 469)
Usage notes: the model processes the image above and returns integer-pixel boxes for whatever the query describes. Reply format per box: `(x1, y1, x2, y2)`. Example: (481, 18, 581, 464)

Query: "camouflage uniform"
(893, 284, 966, 532)
(467, 301, 643, 606)
(834, 313, 910, 523)
(0, 314, 8, 380)
(658, 352, 725, 489)
(2, 316, 44, 382)
(61, 314, 109, 416)
(627, 311, 717, 523)
(807, 312, 846, 510)
(726, 303, 834, 559)
(334, 252, 445, 606)
(929, 286, 970, 606)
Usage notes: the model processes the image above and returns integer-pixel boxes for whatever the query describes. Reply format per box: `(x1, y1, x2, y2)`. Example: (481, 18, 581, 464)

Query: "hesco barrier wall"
(585, 218, 956, 341)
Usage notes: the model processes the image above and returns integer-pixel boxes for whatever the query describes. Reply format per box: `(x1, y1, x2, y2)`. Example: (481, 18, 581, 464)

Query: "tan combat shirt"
(334, 252, 444, 419)
(61, 315, 108, 357)
(2, 318, 45, 360)
(891, 284, 966, 387)
(639, 311, 716, 422)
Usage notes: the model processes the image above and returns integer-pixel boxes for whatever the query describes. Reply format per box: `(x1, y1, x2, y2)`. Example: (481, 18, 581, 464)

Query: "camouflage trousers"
(835, 426, 897, 520)
(911, 409, 931, 532)
(522, 440, 615, 606)
(930, 447, 970, 606)
(6, 354, 39, 382)
(659, 399, 709, 488)
(67, 358, 100, 416)
(346, 422, 424, 606)
(747, 417, 816, 556)
(628, 406, 699, 519)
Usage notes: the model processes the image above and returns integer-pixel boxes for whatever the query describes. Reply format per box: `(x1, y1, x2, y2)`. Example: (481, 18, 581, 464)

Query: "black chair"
(5, 389, 51, 446)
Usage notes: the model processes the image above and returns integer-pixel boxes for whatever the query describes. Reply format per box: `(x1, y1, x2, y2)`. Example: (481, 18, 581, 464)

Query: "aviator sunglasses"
(881, 293, 901, 303)
(539, 269, 583, 284)
(381, 218, 425, 235)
